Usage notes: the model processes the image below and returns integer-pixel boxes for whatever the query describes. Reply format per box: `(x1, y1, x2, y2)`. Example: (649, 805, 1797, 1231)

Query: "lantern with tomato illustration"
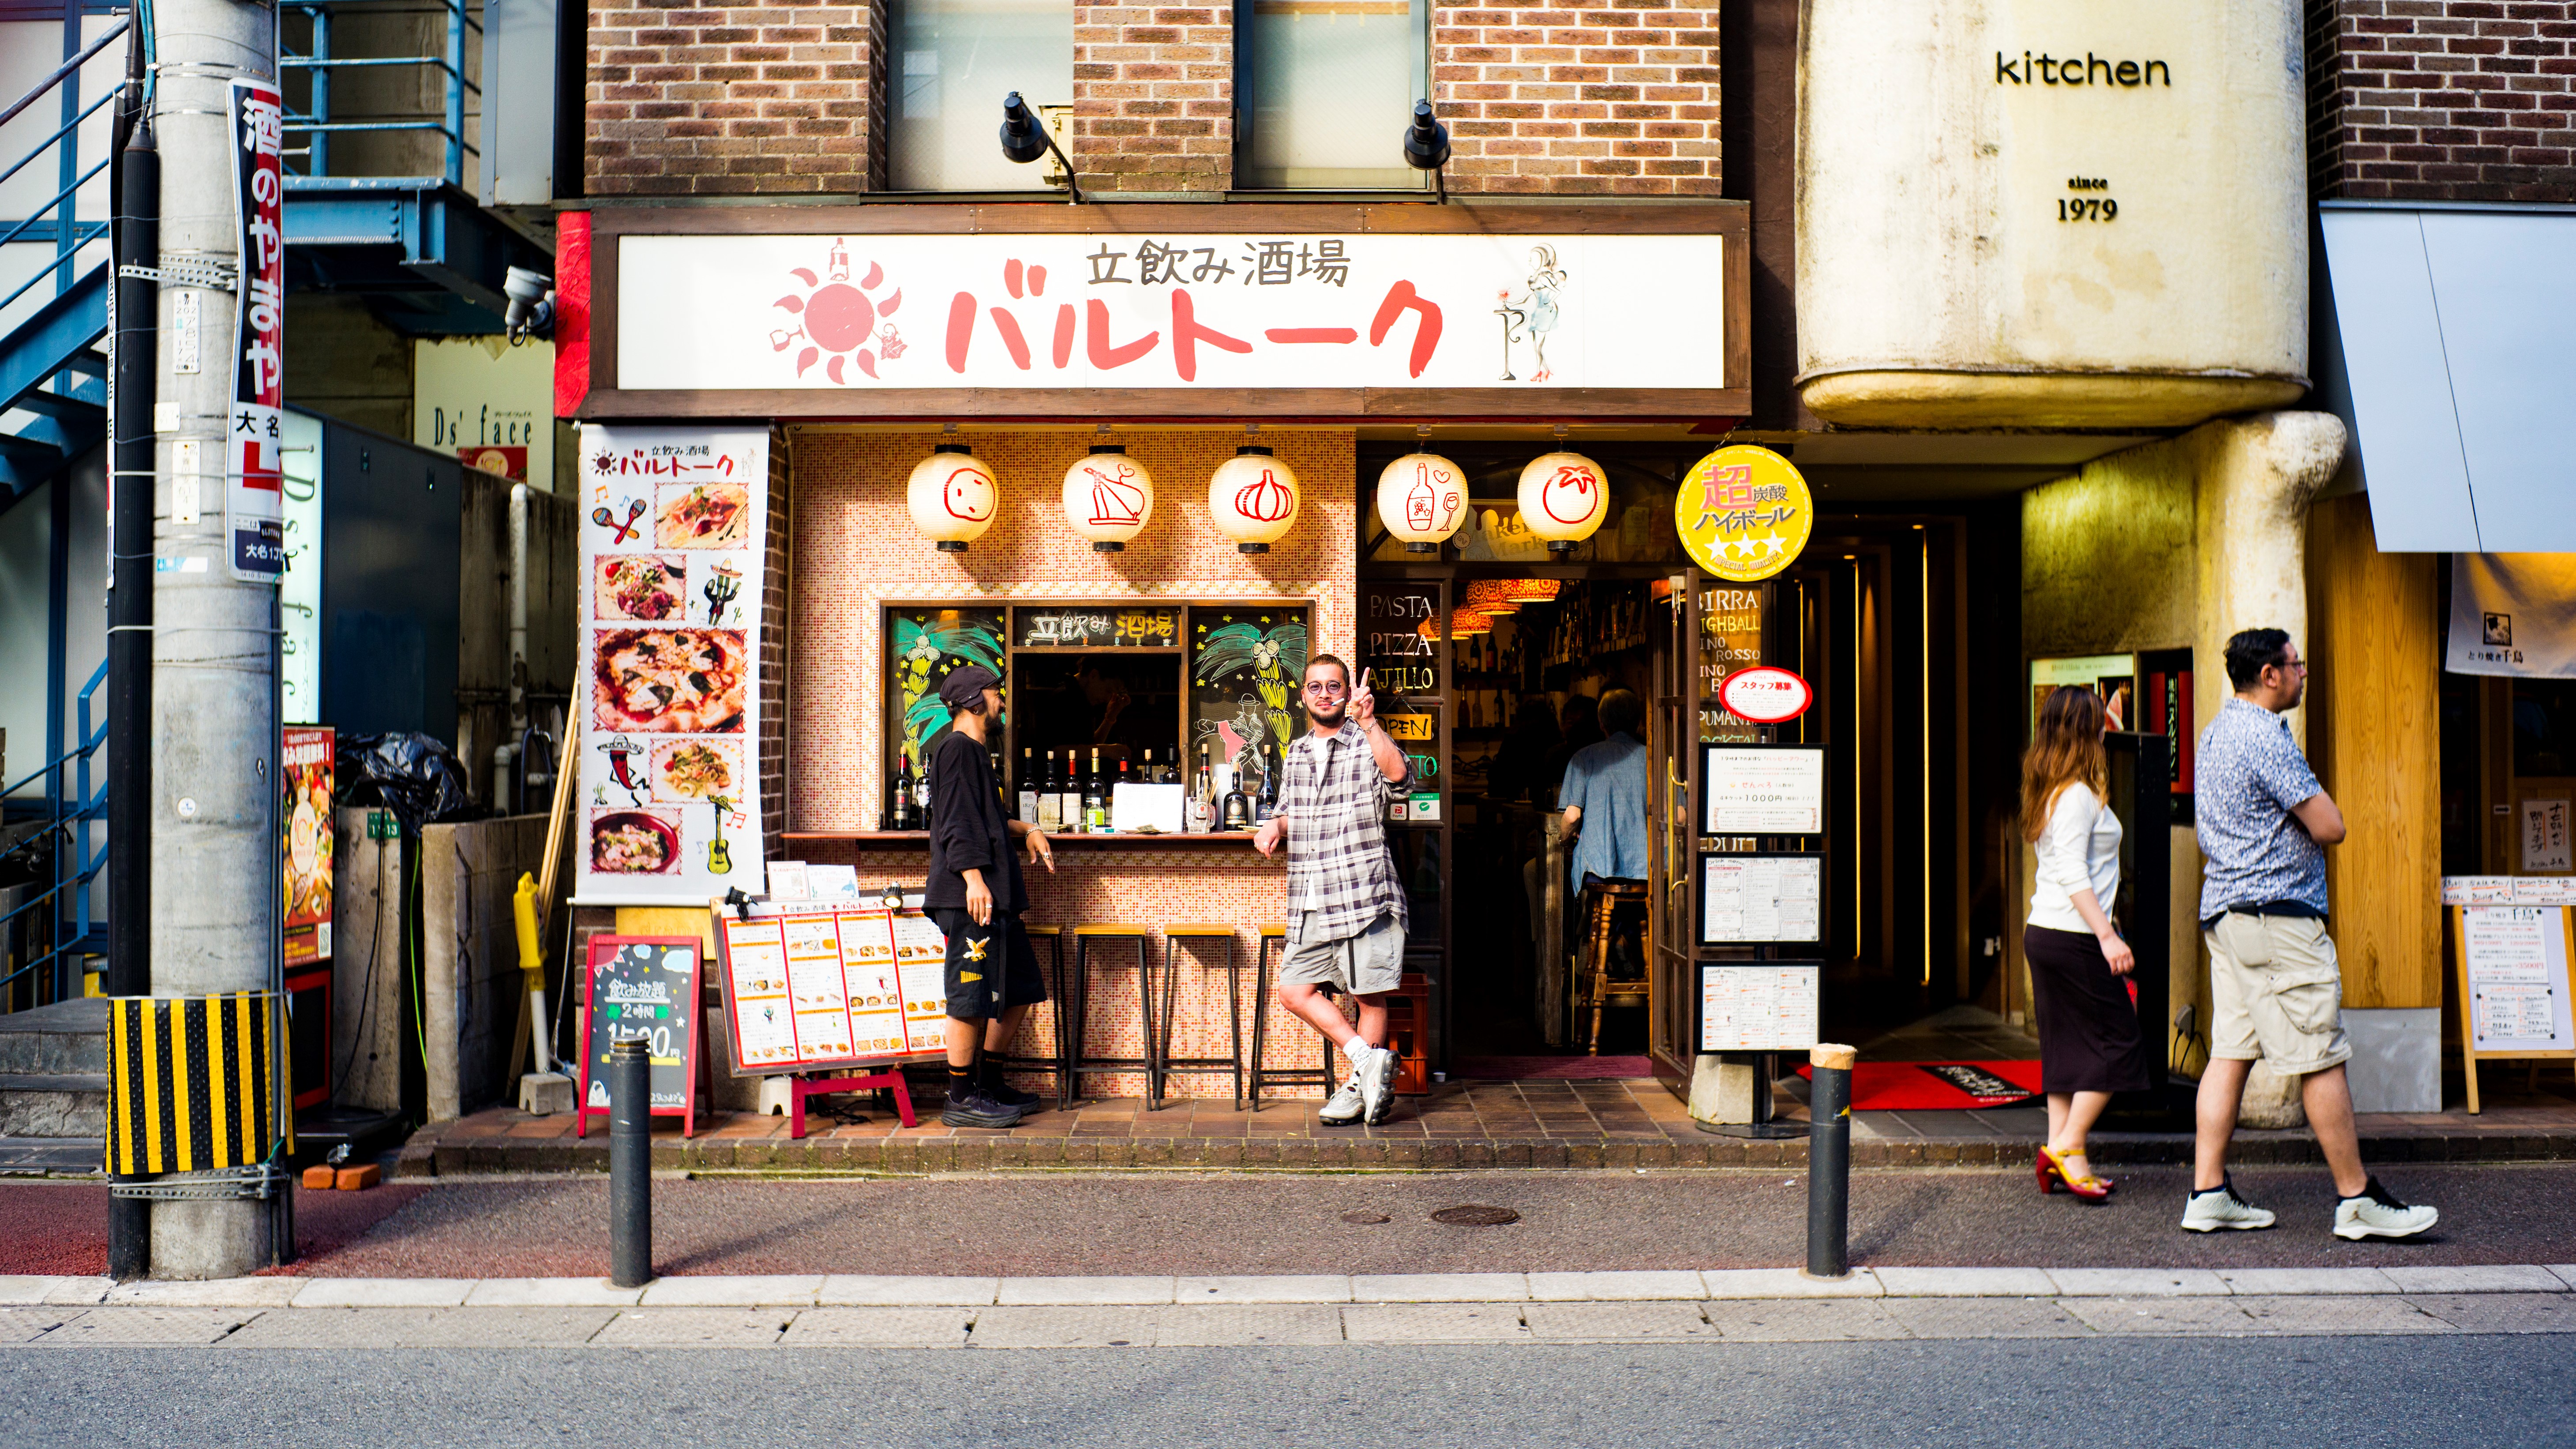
(1061, 445, 1155, 552)
(1515, 450, 1609, 556)
(1374, 451, 1467, 554)
(1208, 446, 1301, 554)
(905, 444, 999, 552)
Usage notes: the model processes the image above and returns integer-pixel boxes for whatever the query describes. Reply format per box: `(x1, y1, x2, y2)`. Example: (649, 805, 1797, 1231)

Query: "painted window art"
(1189, 606, 1310, 788)
(888, 606, 1008, 769)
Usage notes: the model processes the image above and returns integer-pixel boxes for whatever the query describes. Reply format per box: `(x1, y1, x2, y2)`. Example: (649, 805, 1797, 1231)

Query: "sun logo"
(770, 237, 904, 384)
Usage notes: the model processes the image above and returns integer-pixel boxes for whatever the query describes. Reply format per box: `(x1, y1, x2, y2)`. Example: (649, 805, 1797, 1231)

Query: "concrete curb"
(7, 1264, 2573, 1309)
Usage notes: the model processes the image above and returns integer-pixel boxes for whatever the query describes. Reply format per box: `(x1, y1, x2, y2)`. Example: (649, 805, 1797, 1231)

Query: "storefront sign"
(577, 425, 769, 904)
(577, 936, 705, 1134)
(1014, 606, 1178, 649)
(281, 727, 334, 965)
(1698, 963, 1821, 1052)
(1363, 582, 1441, 697)
(1702, 743, 1826, 835)
(1717, 666, 1812, 724)
(226, 78, 286, 581)
(2447, 554, 2576, 678)
(614, 232, 1726, 395)
(1677, 446, 1811, 582)
(417, 336, 555, 490)
(1698, 587, 1764, 742)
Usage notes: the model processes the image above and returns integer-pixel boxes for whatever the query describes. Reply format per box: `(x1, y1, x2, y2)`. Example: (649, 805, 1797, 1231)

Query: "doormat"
(1796, 1060, 2044, 1111)
(1455, 1055, 1656, 1081)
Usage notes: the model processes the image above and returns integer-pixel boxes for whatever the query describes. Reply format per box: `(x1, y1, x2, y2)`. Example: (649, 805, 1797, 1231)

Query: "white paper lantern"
(1516, 450, 1610, 554)
(1061, 446, 1154, 552)
(905, 444, 998, 552)
(1207, 446, 1300, 554)
(1375, 452, 1468, 554)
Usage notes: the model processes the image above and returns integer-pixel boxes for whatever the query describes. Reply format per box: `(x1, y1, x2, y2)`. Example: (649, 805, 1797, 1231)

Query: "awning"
(2314, 205, 2576, 552)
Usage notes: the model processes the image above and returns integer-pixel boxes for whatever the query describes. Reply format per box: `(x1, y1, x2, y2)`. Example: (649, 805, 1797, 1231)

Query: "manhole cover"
(1340, 1210, 1391, 1225)
(1430, 1205, 1520, 1226)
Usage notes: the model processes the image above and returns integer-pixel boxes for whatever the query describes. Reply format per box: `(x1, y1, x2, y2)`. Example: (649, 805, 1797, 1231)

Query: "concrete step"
(0, 1074, 108, 1137)
(0, 998, 108, 1075)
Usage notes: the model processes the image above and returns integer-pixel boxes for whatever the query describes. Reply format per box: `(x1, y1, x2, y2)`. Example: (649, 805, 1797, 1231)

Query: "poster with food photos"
(579, 426, 767, 903)
(714, 903, 951, 1076)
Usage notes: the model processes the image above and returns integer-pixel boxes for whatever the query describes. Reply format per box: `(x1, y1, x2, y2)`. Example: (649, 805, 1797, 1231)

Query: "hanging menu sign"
(1013, 606, 1180, 649)
(1698, 963, 1821, 1052)
(1701, 854, 1823, 944)
(1702, 743, 1825, 835)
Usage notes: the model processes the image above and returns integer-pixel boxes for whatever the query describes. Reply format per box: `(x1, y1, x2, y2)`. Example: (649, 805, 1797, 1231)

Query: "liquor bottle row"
(883, 742, 1277, 834)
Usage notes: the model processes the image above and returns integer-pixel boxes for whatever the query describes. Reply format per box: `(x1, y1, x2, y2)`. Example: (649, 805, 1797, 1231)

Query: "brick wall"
(1072, 0, 1233, 194)
(1436, 0, 1722, 195)
(2312, 0, 2576, 202)
(589, 0, 882, 195)
(760, 424, 794, 861)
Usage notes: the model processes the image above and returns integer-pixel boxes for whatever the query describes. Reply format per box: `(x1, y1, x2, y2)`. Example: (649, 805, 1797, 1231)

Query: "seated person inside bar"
(925, 665, 1056, 1129)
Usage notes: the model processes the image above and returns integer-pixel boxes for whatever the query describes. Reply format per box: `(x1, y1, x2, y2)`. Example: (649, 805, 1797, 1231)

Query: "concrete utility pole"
(149, 0, 285, 1277)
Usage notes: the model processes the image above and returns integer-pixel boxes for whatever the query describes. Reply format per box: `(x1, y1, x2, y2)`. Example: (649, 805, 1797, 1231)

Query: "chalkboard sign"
(1362, 582, 1441, 700)
(576, 935, 704, 1138)
(1187, 604, 1309, 790)
(1014, 605, 1180, 649)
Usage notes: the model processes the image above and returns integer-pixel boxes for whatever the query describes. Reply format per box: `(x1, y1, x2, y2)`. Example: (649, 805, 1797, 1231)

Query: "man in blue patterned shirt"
(2186, 628, 2437, 1240)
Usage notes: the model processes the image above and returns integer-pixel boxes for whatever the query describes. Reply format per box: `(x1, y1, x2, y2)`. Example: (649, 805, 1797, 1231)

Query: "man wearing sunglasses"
(1254, 656, 1415, 1125)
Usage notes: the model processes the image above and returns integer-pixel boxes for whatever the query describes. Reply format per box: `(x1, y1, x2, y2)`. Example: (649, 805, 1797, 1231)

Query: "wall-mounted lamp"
(1402, 99, 1449, 204)
(1000, 92, 1082, 204)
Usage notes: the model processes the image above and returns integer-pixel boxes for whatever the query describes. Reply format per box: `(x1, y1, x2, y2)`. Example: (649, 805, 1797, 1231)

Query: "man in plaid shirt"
(1254, 654, 1415, 1125)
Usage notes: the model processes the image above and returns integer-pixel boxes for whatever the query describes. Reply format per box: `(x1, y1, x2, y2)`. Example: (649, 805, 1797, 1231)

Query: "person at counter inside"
(925, 665, 1057, 1129)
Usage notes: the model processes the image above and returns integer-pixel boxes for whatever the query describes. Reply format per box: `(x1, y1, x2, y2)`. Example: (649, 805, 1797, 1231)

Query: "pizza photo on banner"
(578, 426, 769, 903)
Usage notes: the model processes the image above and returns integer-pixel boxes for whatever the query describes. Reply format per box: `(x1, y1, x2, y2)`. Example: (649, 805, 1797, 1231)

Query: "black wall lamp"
(1000, 92, 1083, 204)
(1402, 99, 1450, 203)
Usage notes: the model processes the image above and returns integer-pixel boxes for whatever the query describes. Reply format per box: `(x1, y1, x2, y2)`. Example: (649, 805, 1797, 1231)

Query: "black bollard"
(609, 1037, 654, 1288)
(1804, 1043, 1856, 1280)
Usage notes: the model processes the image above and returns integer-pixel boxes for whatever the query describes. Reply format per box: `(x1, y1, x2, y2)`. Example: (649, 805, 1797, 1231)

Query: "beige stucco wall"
(1797, 0, 2310, 428)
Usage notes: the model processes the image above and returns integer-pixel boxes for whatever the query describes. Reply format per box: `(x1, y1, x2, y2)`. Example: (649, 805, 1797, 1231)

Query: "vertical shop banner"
(576, 425, 768, 903)
(281, 727, 335, 964)
(227, 79, 287, 581)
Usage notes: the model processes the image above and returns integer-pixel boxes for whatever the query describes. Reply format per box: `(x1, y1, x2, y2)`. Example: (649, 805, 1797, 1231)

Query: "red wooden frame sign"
(576, 935, 707, 1139)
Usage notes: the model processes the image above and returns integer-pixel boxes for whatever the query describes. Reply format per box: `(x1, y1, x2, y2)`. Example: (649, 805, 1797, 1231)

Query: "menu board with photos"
(577, 426, 769, 904)
(716, 904, 954, 1076)
(1701, 854, 1822, 944)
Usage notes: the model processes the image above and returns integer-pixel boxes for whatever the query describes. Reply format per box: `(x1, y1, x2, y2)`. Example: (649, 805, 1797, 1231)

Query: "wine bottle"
(1222, 770, 1252, 831)
(1082, 748, 1108, 834)
(891, 750, 917, 831)
(1109, 757, 1131, 833)
(1256, 753, 1279, 824)
(1035, 750, 1061, 831)
(1188, 764, 1215, 833)
(1017, 746, 1037, 823)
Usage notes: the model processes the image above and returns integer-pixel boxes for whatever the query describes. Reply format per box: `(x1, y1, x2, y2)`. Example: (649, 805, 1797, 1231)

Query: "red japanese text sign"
(1719, 666, 1813, 724)
(227, 78, 286, 581)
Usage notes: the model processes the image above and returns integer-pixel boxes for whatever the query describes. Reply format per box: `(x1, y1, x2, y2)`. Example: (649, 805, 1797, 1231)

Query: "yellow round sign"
(1676, 445, 1813, 582)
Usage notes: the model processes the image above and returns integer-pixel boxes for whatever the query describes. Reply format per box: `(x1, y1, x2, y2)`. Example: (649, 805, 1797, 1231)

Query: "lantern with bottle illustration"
(1515, 451, 1609, 555)
(1208, 446, 1301, 554)
(1375, 452, 1467, 553)
(1061, 445, 1154, 551)
(905, 444, 999, 552)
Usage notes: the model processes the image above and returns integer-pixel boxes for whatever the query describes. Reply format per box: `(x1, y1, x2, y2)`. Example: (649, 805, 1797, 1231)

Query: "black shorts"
(927, 908, 1047, 1021)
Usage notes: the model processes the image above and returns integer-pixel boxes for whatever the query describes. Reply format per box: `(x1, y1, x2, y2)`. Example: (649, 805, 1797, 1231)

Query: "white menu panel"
(1698, 964, 1821, 1052)
(2461, 905, 2576, 1052)
(1702, 855, 1823, 943)
(1703, 746, 1825, 835)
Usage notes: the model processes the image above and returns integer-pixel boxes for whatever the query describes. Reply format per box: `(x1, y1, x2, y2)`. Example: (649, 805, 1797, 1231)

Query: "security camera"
(503, 266, 555, 344)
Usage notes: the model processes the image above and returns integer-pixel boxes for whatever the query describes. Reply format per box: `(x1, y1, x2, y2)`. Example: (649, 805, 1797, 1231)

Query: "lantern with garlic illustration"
(1061, 445, 1154, 552)
(1515, 450, 1609, 556)
(905, 443, 998, 552)
(1375, 452, 1466, 553)
(1208, 446, 1300, 554)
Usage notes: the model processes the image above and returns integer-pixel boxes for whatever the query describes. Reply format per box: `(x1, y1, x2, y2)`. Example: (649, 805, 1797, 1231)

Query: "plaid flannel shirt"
(1279, 719, 1414, 939)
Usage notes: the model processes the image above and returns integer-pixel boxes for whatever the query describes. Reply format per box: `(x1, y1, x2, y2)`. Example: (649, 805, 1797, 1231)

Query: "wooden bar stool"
(1579, 880, 1651, 1054)
(1155, 925, 1246, 1111)
(988, 922, 1073, 1109)
(1247, 921, 1336, 1112)
(1067, 924, 1156, 1107)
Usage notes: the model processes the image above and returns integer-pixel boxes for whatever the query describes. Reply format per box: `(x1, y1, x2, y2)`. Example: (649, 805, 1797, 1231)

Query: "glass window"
(1237, 0, 1429, 189)
(889, 0, 1073, 191)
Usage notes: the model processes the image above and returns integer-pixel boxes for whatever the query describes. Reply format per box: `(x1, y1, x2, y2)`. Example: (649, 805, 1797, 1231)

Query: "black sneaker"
(941, 1085, 1025, 1129)
(983, 1075, 1042, 1111)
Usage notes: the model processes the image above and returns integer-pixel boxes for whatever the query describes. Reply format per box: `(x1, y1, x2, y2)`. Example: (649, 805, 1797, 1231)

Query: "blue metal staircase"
(0, 12, 124, 502)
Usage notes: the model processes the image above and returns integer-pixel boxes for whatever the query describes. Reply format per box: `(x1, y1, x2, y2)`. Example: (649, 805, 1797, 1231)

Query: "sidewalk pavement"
(4, 1266, 2572, 1347)
(391, 1078, 2576, 1178)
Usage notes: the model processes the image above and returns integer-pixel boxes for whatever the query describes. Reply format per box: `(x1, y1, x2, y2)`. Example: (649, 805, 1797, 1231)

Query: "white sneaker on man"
(1318, 1071, 1365, 1126)
(2333, 1178, 2438, 1240)
(2180, 1178, 2277, 1232)
(1356, 1045, 1397, 1125)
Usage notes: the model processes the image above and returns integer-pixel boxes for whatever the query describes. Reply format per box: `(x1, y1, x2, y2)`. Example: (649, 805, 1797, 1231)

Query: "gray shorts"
(1278, 911, 1405, 997)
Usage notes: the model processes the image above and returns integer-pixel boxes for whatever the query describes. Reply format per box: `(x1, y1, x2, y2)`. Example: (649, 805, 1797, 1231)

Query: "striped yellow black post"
(104, 994, 290, 1176)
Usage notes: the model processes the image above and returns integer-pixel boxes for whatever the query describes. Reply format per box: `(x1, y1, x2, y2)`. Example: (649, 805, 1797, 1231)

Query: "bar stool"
(1067, 924, 1156, 1108)
(1579, 880, 1651, 1054)
(1247, 922, 1337, 1112)
(988, 922, 1074, 1109)
(1155, 925, 1246, 1111)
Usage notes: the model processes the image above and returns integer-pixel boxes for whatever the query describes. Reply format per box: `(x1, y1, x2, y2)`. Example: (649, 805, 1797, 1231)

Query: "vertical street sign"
(226, 77, 286, 581)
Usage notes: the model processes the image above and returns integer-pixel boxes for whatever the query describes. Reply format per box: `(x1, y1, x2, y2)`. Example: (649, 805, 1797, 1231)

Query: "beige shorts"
(2203, 913, 2352, 1075)
(1279, 911, 1406, 997)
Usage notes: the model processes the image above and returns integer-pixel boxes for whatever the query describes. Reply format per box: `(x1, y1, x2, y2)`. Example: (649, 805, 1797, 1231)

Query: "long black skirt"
(2022, 924, 2155, 1095)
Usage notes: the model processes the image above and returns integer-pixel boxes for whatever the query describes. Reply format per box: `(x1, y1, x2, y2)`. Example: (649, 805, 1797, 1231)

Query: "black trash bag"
(334, 731, 478, 833)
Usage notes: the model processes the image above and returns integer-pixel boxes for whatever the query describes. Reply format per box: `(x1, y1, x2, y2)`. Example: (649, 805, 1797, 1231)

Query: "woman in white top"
(2021, 686, 2154, 1202)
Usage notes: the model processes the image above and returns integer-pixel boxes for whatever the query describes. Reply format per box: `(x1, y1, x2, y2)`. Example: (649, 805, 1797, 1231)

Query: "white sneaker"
(2180, 1178, 2277, 1232)
(2334, 1179, 2438, 1240)
(1318, 1071, 1365, 1126)
(1356, 1046, 1396, 1125)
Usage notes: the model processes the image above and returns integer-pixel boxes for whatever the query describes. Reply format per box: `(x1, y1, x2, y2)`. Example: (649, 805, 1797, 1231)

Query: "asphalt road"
(7, 1337, 2572, 1448)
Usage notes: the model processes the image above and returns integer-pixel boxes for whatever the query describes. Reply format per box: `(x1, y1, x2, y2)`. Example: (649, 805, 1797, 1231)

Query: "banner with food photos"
(577, 425, 768, 902)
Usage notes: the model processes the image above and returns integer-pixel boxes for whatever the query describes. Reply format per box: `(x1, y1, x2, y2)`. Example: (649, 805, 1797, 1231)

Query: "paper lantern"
(905, 444, 998, 552)
(1515, 451, 1610, 555)
(1208, 446, 1300, 554)
(1061, 445, 1154, 552)
(1375, 452, 1469, 554)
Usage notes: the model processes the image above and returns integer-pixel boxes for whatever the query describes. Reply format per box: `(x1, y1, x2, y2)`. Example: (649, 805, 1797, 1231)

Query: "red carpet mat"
(1797, 1060, 2044, 1110)
(1455, 1055, 1655, 1080)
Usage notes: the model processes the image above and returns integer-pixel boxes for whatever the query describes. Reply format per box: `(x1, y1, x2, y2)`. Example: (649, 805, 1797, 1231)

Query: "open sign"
(1719, 666, 1813, 724)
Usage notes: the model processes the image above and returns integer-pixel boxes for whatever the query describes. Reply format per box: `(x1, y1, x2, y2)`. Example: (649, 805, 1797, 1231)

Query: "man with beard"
(1254, 656, 1414, 1125)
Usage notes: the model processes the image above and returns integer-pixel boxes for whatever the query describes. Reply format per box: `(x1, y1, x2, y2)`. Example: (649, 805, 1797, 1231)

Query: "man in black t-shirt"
(925, 665, 1056, 1128)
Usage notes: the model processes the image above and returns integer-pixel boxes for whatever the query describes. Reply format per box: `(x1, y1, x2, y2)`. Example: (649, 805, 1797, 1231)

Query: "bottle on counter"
(1221, 768, 1252, 831)
(1035, 750, 1062, 831)
(1057, 750, 1083, 834)
(1109, 757, 1131, 832)
(1254, 753, 1279, 824)
(890, 749, 917, 831)
(1082, 747, 1108, 834)
(1017, 747, 1038, 823)
(1188, 764, 1215, 833)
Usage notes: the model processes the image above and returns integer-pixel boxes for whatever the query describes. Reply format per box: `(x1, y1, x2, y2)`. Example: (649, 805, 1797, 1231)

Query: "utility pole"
(147, 0, 288, 1277)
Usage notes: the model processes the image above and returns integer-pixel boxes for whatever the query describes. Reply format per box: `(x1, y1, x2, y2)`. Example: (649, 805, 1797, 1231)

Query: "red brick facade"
(2311, 0, 2576, 202)
(589, 0, 884, 195)
(1072, 0, 1233, 194)
(1436, 0, 1723, 195)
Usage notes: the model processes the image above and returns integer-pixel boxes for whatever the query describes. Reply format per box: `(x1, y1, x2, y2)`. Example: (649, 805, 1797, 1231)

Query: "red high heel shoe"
(2037, 1145, 2113, 1202)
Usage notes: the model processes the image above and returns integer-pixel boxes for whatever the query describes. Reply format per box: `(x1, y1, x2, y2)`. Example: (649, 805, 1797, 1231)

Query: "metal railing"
(281, 0, 483, 186)
(0, 17, 125, 333)
(0, 659, 109, 1006)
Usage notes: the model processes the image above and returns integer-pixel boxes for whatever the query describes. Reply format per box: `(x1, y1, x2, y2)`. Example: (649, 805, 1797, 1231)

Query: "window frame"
(1230, 0, 1434, 194)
